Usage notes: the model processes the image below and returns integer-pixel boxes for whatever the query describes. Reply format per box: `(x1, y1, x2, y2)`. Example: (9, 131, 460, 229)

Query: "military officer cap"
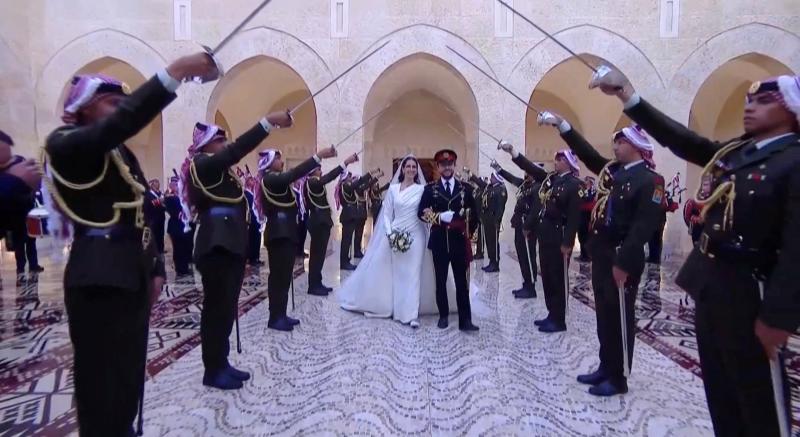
(434, 149, 458, 164)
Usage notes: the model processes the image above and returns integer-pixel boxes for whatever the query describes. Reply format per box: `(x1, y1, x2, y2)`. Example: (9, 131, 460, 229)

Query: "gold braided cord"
(41, 148, 145, 228)
(693, 140, 748, 231)
(538, 173, 556, 205)
(260, 177, 297, 208)
(589, 160, 616, 229)
(46, 150, 110, 190)
(305, 179, 330, 210)
(341, 188, 357, 205)
(189, 159, 244, 204)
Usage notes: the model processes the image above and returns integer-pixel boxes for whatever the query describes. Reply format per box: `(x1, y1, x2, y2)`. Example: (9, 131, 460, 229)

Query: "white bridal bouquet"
(388, 229, 413, 253)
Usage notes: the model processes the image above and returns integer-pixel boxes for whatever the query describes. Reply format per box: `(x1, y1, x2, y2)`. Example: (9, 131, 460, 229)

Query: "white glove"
(537, 111, 561, 127)
(588, 65, 629, 93)
(498, 141, 513, 153)
(440, 211, 455, 223)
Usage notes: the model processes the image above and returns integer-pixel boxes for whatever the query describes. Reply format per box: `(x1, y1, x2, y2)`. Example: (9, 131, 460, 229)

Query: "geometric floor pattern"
(0, 234, 795, 436)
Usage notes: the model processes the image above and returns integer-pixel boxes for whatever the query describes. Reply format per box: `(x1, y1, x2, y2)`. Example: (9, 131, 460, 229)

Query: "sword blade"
(335, 105, 391, 149)
(213, 0, 274, 53)
(445, 123, 496, 162)
(497, 0, 597, 73)
(290, 40, 391, 116)
(446, 45, 541, 114)
(443, 106, 503, 143)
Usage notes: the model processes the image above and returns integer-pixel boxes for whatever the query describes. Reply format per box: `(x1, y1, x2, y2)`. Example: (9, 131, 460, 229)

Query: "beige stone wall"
(1, 0, 798, 255)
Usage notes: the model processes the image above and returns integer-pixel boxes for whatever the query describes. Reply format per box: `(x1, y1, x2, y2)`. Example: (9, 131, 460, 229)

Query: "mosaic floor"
(0, 234, 794, 436)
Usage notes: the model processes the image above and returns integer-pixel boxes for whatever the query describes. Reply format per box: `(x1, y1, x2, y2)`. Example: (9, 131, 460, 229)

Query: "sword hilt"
(185, 45, 225, 84)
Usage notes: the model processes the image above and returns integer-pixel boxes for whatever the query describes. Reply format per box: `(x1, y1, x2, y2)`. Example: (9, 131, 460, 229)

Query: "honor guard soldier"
(337, 172, 373, 270)
(368, 177, 390, 226)
(292, 177, 310, 260)
(499, 144, 581, 333)
(468, 171, 507, 272)
(538, 110, 665, 396)
(487, 162, 542, 298)
(469, 177, 486, 260)
(184, 112, 292, 390)
(244, 175, 264, 266)
(418, 149, 480, 331)
(164, 176, 192, 276)
(43, 52, 217, 436)
(144, 178, 166, 253)
(576, 176, 597, 262)
(0, 131, 40, 290)
(592, 67, 800, 433)
(258, 146, 338, 331)
(305, 153, 360, 295)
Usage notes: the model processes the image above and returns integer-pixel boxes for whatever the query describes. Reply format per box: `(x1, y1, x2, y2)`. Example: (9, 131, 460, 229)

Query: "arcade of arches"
(2, 2, 800, 435)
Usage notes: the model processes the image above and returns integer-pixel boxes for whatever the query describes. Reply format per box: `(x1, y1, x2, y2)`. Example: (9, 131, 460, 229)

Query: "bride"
(338, 154, 457, 327)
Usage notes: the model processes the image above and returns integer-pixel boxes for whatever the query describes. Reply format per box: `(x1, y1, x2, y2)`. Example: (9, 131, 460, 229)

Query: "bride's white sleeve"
(382, 186, 394, 235)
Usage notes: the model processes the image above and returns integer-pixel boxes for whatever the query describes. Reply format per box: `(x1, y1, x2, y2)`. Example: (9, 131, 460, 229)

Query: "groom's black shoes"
(340, 262, 356, 271)
(321, 284, 333, 292)
(533, 316, 550, 326)
(437, 317, 449, 329)
(459, 322, 479, 332)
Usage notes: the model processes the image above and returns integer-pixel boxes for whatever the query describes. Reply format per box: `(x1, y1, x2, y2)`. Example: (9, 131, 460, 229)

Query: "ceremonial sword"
(190, 0, 275, 83)
(496, 1, 623, 91)
(497, 0, 597, 73)
(335, 105, 392, 152)
(444, 123, 498, 164)
(289, 41, 392, 116)
(758, 280, 792, 437)
(446, 46, 542, 115)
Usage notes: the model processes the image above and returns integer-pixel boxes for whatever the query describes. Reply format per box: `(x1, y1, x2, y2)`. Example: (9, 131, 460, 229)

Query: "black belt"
(74, 225, 145, 242)
(698, 233, 769, 268)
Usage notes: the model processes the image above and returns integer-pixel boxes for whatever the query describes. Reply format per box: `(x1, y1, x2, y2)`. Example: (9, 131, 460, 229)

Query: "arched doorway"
(686, 54, 794, 197)
(525, 55, 626, 168)
(362, 53, 479, 180)
(57, 57, 164, 181)
(206, 56, 316, 174)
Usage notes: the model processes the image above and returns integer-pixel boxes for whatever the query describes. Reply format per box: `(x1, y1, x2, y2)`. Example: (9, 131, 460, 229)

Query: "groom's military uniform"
(418, 150, 479, 331)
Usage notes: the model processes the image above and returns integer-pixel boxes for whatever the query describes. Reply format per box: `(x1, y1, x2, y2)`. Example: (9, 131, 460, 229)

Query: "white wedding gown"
(338, 183, 458, 323)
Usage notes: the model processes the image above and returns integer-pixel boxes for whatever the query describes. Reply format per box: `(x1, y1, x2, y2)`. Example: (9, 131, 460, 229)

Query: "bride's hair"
(397, 156, 421, 184)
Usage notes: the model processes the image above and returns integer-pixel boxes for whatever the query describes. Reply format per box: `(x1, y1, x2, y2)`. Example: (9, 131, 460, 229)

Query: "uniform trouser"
(246, 224, 261, 263)
(65, 285, 148, 437)
(513, 227, 537, 287)
(590, 240, 641, 383)
(647, 218, 666, 262)
(353, 218, 366, 256)
(197, 250, 245, 372)
(296, 214, 308, 256)
(432, 243, 471, 326)
(11, 230, 38, 273)
(577, 211, 591, 258)
(169, 231, 192, 274)
(152, 221, 165, 254)
(694, 277, 790, 437)
(483, 217, 500, 264)
(308, 225, 331, 288)
(267, 238, 295, 322)
(537, 222, 567, 325)
(474, 222, 484, 257)
(340, 220, 356, 263)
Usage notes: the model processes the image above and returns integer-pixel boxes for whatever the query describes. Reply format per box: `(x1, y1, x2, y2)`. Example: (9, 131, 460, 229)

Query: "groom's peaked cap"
(434, 149, 457, 164)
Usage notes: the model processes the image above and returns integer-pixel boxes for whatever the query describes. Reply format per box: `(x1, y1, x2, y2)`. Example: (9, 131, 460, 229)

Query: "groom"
(418, 149, 479, 331)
